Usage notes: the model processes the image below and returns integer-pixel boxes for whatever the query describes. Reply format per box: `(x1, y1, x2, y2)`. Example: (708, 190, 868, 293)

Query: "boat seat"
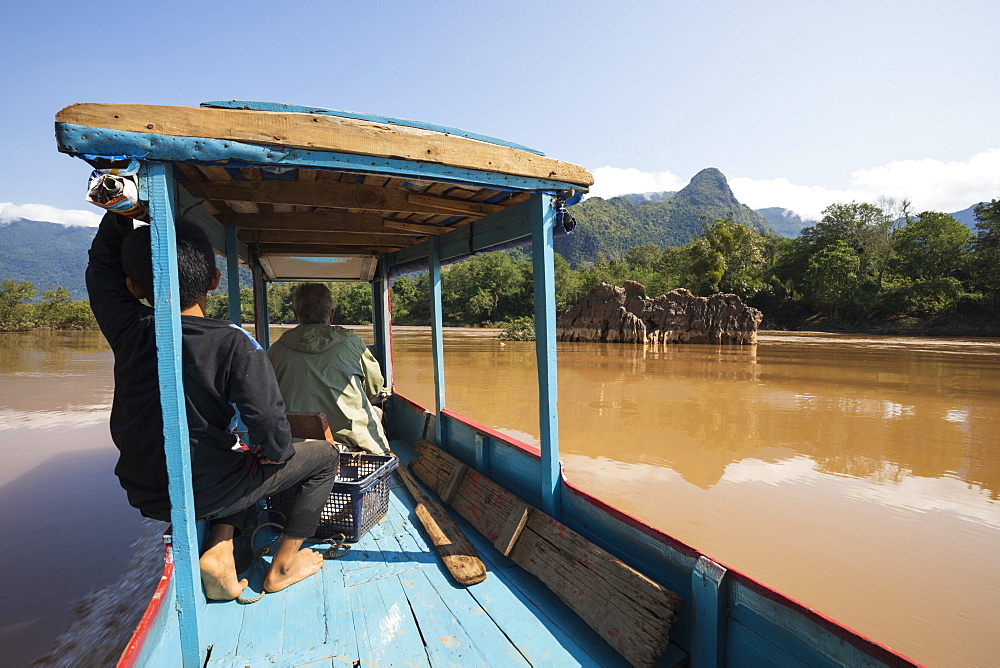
(285, 411, 337, 445)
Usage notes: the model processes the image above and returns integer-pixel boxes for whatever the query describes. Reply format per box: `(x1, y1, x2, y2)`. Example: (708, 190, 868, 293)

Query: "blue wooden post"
(371, 260, 393, 387)
(251, 258, 269, 349)
(143, 162, 204, 667)
(429, 237, 446, 445)
(224, 227, 241, 325)
(692, 555, 729, 666)
(531, 193, 561, 519)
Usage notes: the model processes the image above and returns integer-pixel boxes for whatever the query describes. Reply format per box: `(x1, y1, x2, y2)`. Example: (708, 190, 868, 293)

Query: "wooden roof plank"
(382, 220, 452, 236)
(200, 100, 546, 155)
(184, 180, 503, 218)
(56, 104, 593, 187)
(238, 229, 420, 246)
(252, 243, 403, 254)
(219, 212, 446, 235)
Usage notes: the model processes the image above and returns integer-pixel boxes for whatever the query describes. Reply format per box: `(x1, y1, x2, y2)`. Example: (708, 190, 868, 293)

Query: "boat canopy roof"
(55, 101, 593, 281)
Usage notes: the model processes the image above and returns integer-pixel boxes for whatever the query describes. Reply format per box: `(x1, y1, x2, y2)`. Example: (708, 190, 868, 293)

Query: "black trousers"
(201, 440, 340, 539)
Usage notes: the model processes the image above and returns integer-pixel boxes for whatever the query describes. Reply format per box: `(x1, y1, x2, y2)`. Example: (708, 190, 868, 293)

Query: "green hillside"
(0, 219, 249, 300)
(559, 167, 771, 267)
(0, 220, 96, 299)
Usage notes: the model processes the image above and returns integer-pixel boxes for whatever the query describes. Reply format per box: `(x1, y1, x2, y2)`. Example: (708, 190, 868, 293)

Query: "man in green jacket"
(267, 283, 389, 455)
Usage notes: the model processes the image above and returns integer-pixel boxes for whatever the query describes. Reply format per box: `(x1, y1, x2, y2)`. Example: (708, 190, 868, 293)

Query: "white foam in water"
(30, 518, 168, 666)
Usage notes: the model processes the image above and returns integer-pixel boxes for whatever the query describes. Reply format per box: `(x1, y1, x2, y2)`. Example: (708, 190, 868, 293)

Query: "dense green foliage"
(0, 280, 98, 331)
(385, 198, 1000, 332)
(205, 281, 374, 325)
(1, 187, 996, 335)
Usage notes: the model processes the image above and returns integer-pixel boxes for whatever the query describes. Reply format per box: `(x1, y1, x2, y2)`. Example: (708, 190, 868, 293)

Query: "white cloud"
(850, 149, 1000, 214)
(728, 178, 862, 221)
(588, 166, 686, 200)
(589, 149, 1000, 222)
(0, 202, 102, 227)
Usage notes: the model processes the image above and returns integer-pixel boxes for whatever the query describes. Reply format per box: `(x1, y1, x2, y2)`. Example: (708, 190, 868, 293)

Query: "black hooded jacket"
(86, 213, 292, 519)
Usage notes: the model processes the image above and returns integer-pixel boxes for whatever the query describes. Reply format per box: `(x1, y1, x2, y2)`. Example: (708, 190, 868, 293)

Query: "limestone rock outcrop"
(556, 281, 762, 344)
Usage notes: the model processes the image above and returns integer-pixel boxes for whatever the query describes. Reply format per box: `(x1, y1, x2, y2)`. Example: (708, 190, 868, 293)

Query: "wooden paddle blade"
(397, 465, 487, 586)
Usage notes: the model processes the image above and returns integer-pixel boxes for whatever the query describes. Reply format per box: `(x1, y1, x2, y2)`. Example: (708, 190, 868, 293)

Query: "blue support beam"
(142, 161, 204, 667)
(251, 258, 269, 349)
(371, 260, 393, 388)
(531, 193, 561, 519)
(692, 555, 729, 666)
(224, 227, 242, 325)
(429, 237, 446, 445)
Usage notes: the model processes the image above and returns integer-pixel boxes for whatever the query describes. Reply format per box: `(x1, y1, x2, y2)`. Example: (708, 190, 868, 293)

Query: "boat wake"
(30, 518, 168, 667)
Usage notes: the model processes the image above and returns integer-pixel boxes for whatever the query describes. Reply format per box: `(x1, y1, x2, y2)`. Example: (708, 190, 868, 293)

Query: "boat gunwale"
(400, 393, 918, 666)
(117, 535, 175, 668)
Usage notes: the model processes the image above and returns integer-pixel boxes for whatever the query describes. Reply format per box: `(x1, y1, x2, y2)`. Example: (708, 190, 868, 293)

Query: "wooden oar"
(396, 464, 487, 586)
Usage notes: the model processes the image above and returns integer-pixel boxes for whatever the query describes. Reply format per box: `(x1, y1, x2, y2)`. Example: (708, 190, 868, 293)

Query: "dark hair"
(293, 283, 335, 324)
(121, 220, 216, 310)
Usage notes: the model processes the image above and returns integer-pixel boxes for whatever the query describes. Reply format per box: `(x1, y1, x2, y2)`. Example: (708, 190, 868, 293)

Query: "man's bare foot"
(200, 540, 249, 601)
(263, 549, 324, 593)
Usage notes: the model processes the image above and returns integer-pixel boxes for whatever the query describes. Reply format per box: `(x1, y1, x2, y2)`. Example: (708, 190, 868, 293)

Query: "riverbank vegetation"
(4, 199, 998, 335)
(382, 198, 1000, 335)
(0, 282, 98, 331)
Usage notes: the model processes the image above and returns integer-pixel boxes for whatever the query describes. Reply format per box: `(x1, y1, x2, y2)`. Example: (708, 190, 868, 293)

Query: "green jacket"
(267, 324, 388, 454)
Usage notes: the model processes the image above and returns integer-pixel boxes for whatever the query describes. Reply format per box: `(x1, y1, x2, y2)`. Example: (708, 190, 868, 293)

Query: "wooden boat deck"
(148, 441, 636, 667)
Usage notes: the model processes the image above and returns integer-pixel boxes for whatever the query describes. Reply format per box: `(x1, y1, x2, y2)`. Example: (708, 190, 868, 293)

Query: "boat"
(54, 101, 918, 667)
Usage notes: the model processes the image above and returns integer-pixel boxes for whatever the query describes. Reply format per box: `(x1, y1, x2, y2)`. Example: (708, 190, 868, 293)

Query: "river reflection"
(392, 328, 1000, 666)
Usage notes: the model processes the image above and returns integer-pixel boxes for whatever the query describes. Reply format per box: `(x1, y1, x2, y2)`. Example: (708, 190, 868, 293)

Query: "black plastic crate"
(266, 452, 398, 542)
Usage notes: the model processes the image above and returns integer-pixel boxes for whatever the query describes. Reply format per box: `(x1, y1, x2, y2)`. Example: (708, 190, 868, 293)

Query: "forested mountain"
(950, 204, 985, 230)
(0, 218, 249, 300)
(0, 219, 96, 298)
(559, 168, 771, 267)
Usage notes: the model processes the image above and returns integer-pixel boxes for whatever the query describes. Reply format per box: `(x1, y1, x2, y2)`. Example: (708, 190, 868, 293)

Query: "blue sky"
(1, 0, 997, 225)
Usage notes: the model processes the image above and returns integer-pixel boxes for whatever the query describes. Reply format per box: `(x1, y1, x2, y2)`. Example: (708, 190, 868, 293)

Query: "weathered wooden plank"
(397, 466, 487, 586)
(406, 193, 503, 216)
(201, 599, 246, 665)
(200, 100, 546, 155)
(196, 165, 231, 181)
(175, 162, 205, 182)
(401, 567, 532, 668)
(238, 229, 418, 246)
(220, 211, 408, 234)
(226, 200, 259, 214)
(396, 569, 491, 665)
(184, 179, 503, 217)
(511, 523, 674, 666)
(319, 556, 357, 666)
(235, 562, 287, 659)
(350, 578, 430, 667)
(411, 438, 682, 667)
(494, 503, 531, 557)
(439, 461, 468, 504)
(250, 243, 401, 255)
(460, 538, 615, 666)
(381, 219, 454, 235)
(460, 511, 628, 667)
(57, 103, 594, 186)
(280, 559, 329, 653)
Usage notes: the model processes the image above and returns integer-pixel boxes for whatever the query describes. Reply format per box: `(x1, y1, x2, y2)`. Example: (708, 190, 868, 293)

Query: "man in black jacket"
(87, 212, 340, 599)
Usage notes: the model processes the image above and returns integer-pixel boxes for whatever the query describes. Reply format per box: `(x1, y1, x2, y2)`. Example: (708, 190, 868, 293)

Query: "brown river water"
(1, 328, 998, 665)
